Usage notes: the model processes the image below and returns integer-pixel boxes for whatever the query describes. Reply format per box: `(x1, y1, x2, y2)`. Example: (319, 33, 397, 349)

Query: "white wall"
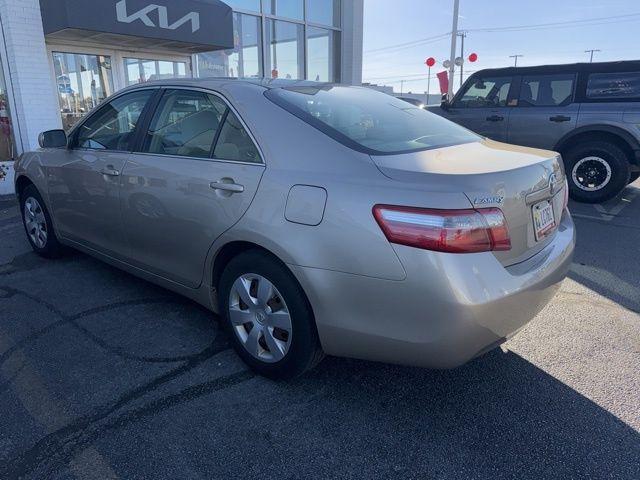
(341, 0, 364, 85)
(0, 0, 61, 155)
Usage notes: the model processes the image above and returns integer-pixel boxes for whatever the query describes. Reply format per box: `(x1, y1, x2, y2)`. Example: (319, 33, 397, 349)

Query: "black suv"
(429, 61, 640, 203)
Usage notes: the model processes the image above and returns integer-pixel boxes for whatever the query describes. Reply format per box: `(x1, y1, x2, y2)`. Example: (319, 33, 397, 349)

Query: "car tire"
(19, 184, 64, 258)
(218, 250, 324, 380)
(564, 141, 630, 203)
(629, 172, 640, 184)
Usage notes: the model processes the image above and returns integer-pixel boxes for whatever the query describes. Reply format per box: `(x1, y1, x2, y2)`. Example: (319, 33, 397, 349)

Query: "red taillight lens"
(373, 205, 511, 253)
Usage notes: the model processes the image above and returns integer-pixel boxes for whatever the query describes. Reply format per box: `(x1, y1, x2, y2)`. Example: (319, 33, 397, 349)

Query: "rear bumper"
(290, 210, 575, 369)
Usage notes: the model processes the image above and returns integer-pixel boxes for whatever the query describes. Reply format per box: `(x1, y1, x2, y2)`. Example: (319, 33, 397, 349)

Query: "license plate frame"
(532, 200, 556, 241)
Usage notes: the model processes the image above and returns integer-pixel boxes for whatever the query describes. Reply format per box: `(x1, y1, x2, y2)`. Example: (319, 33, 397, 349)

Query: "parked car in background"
(429, 61, 640, 203)
(15, 79, 574, 379)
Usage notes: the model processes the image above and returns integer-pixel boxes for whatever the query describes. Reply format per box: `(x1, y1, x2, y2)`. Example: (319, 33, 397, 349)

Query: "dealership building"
(0, 0, 364, 193)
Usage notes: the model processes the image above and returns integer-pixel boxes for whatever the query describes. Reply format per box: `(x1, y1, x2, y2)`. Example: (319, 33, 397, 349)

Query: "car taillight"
(563, 178, 569, 211)
(373, 205, 511, 253)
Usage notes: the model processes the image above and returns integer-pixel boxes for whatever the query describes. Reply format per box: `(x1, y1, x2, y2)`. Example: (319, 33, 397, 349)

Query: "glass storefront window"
(52, 52, 114, 131)
(223, 0, 261, 12)
(306, 0, 341, 27)
(262, 0, 303, 20)
(265, 19, 304, 79)
(197, 13, 263, 78)
(0, 57, 15, 161)
(124, 58, 188, 85)
(307, 27, 340, 82)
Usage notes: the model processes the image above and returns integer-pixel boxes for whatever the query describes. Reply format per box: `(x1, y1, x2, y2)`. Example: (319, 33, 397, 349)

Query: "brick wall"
(0, 0, 61, 155)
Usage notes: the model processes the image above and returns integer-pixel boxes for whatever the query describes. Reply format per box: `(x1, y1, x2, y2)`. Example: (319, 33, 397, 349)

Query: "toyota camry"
(14, 79, 575, 379)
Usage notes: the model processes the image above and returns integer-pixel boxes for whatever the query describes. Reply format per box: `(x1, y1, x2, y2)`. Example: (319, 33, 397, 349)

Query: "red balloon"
(425, 57, 436, 67)
(468, 53, 478, 63)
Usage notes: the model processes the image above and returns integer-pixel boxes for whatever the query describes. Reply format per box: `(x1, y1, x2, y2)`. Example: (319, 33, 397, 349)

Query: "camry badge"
(473, 195, 504, 205)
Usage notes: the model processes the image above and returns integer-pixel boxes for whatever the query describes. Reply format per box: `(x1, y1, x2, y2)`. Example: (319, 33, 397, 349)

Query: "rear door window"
(586, 72, 640, 99)
(518, 74, 575, 106)
(143, 89, 227, 159)
(454, 77, 513, 108)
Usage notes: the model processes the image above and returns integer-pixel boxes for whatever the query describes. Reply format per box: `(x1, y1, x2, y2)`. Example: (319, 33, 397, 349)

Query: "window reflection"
(307, 27, 340, 82)
(265, 19, 304, 80)
(306, 0, 341, 27)
(262, 0, 303, 20)
(52, 52, 114, 131)
(197, 13, 262, 78)
(124, 58, 188, 85)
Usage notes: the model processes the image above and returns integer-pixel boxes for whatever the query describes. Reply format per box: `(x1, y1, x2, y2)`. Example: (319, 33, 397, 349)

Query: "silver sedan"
(14, 79, 575, 379)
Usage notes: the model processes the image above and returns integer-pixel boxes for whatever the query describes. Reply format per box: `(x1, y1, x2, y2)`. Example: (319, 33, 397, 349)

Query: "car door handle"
(486, 115, 504, 122)
(550, 115, 571, 123)
(100, 167, 120, 177)
(210, 181, 244, 193)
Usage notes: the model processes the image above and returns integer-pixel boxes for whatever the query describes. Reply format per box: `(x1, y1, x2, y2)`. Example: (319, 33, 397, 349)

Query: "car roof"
(469, 60, 640, 78)
(121, 77, 337, 92)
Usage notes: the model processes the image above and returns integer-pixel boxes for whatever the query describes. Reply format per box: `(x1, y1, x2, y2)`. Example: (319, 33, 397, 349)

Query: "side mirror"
(440, 99, 450, 111)
(38, 129, 68, 149)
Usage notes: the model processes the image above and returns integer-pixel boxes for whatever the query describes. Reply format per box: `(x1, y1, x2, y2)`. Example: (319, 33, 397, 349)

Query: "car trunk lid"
(371, 139, 566, 266)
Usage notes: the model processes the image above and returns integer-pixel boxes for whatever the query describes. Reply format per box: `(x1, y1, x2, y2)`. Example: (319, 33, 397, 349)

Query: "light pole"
(585, 49, 600, 62)
(447, 0, 460, 100)
(509, 54, 524, 67)
(457, 31, 467, 88)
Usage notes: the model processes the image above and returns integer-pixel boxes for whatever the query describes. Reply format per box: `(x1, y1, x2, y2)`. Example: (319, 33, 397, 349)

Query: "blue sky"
(363, 0, 640, 93)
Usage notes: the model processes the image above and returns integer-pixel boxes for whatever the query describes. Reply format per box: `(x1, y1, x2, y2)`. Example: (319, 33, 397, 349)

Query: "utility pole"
(447, 0, 460, 100)
(509, 54, 524, 67)
(457, 30, 467, 88)
(585, 49, 600, 62)
(400, 80, 404, 95)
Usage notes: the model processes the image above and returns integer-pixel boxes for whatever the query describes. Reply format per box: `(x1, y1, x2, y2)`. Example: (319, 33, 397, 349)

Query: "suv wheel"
(20, 184, 64, 258)
(564, 141, 630, 203)
(218, 250, 324, 379)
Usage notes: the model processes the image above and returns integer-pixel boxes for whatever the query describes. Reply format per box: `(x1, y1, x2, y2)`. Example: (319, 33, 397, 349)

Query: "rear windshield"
(265, 86, 480, 155)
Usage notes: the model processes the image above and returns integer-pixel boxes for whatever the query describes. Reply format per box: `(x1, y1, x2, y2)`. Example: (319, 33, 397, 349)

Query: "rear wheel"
(218, 250, 324, 379)
(19, 184, 64, 258)
(564, 141, 630, 203)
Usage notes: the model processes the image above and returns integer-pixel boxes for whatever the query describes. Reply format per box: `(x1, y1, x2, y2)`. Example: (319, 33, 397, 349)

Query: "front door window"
(454, 77, 513, 108)
(124, 58, 189, 86)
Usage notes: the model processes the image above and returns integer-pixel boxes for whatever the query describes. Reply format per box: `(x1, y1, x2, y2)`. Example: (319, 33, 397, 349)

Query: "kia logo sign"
(115, 0, 201, 33)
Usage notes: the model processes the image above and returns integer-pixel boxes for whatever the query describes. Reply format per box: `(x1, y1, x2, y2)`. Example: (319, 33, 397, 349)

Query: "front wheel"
(20, 184, 64, 258)
(564, 141, 630, 203)
(218, 250, 324, 379)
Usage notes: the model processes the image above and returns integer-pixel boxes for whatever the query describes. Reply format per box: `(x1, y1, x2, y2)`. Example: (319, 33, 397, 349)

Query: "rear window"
(265, 86, 479, 155)
(586, 72, 640, 100)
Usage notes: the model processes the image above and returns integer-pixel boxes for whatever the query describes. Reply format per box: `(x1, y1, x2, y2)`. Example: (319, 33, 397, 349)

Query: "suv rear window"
(265, 86, 479, 155)
(586, 72, 640, 100)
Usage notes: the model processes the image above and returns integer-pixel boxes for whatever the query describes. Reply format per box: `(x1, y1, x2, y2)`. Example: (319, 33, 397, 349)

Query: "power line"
(365, 33, 450, 54)
(364, 12, 640, 56)
(467, 12, 640, 33)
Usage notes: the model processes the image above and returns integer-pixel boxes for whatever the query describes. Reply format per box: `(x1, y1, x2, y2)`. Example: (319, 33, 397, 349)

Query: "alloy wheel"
(572, 156, 612, 192)
(23, 197, 48, 249)
(228, 274, 293, 363)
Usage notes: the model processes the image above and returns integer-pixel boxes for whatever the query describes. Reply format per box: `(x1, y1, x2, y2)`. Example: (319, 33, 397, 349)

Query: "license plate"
(533, 200, 556, 241)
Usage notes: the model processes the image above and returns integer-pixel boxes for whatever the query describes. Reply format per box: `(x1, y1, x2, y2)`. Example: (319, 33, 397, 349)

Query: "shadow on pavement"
(568, 182, 640, 313)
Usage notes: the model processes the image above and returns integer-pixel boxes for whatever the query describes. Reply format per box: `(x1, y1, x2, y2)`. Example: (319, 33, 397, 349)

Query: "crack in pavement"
(0, 285, 251, 478)
(0, 287, 215, 370)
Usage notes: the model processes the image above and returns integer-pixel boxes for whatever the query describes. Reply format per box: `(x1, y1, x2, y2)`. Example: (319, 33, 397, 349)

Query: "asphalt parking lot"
(0, 183, 639, 480)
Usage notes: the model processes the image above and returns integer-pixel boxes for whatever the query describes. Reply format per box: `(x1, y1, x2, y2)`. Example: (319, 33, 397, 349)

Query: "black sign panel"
(40, 0, 234, 51)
